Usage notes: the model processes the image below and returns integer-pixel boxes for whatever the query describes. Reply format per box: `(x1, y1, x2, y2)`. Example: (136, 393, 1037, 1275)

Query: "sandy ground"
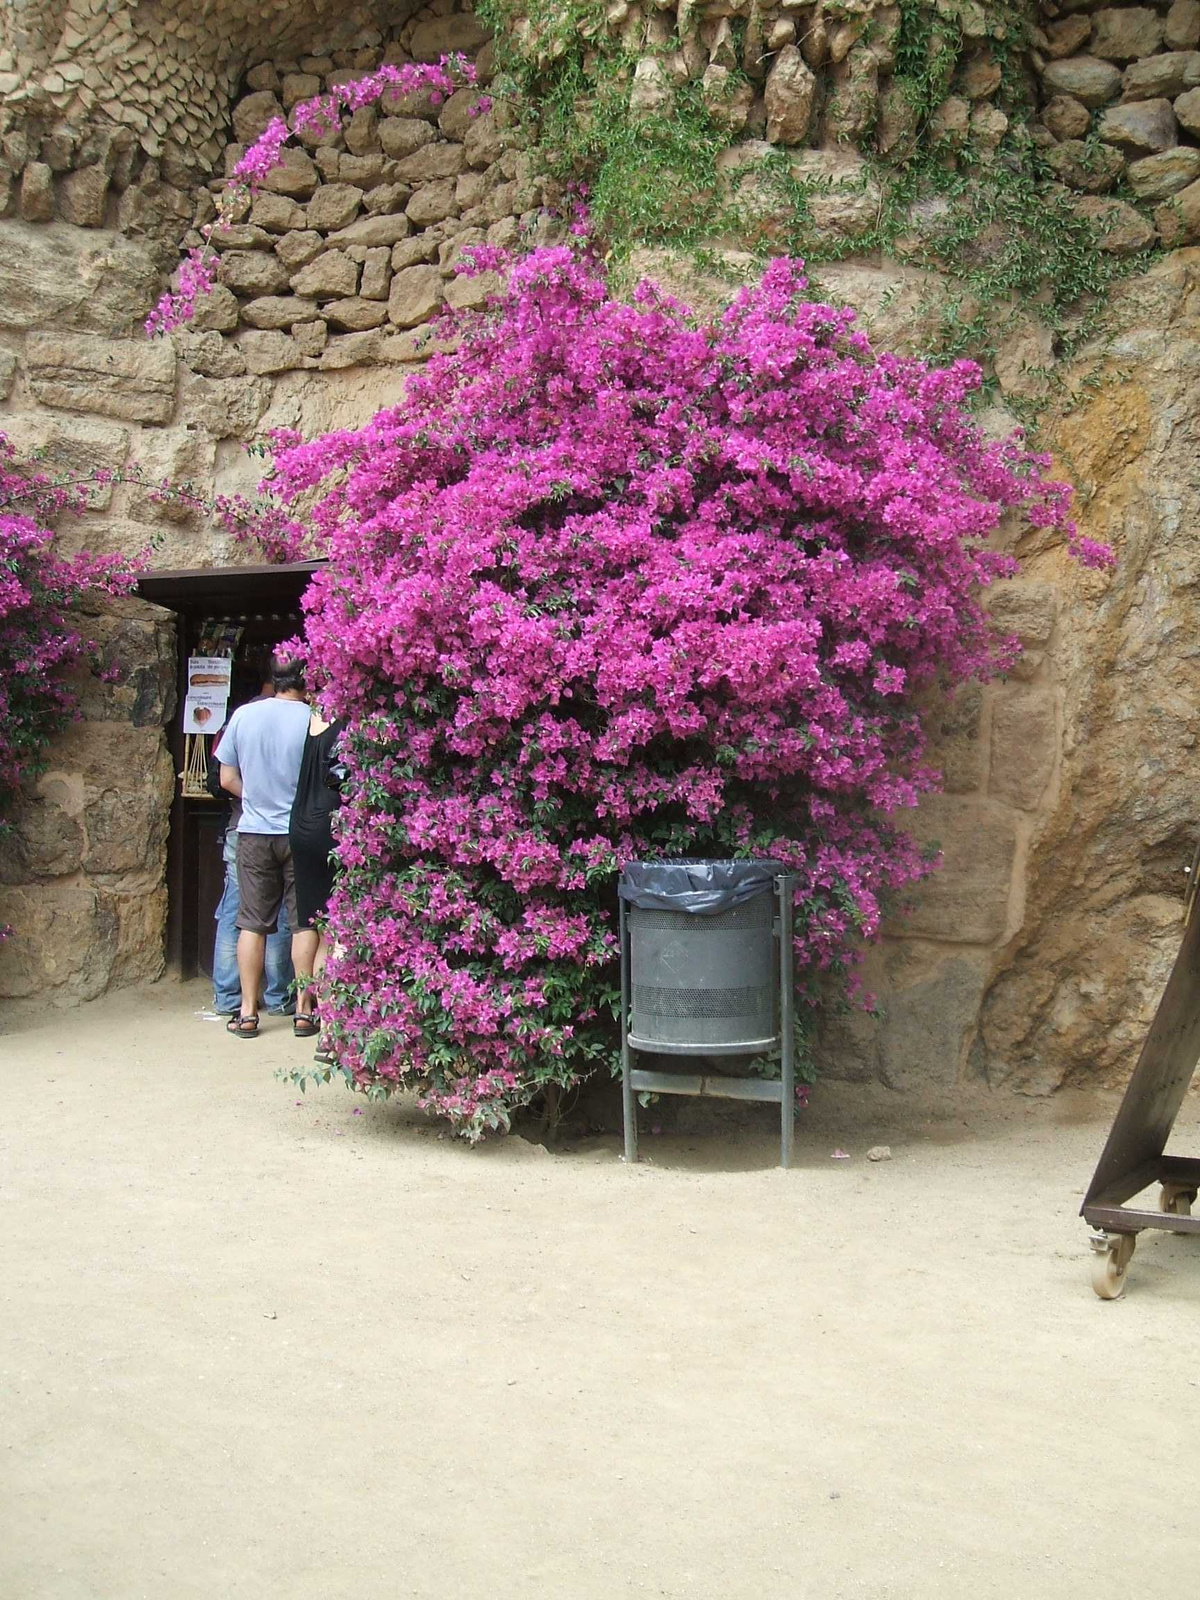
(3, 980, 1200, 1600)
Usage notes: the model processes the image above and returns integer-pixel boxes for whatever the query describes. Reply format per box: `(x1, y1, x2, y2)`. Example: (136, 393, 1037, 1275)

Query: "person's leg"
(212, 869, 241, 1014)
(292, 928, 320, 1018)
(263, 891, 295, 1013)
(237, 929, 267, 1019)
(231, 834, 280, 1030)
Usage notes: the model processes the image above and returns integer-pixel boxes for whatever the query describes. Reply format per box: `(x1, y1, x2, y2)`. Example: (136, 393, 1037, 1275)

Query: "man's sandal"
(293, 1013, 320, 1039)
(226, 1012, 260, 1039)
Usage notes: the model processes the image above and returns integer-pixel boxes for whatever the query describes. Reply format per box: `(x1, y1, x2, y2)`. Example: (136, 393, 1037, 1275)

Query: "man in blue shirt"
(218, 655, 310, 1038)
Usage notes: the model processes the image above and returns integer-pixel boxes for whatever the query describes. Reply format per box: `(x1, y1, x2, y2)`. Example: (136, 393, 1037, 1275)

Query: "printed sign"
(182, 696, 228, 736)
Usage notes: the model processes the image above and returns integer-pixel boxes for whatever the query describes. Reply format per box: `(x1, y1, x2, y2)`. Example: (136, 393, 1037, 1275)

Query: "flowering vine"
(247, 246, 1100, 1138)
(0, 437, 132, 929)
(146, 54, 479, 336)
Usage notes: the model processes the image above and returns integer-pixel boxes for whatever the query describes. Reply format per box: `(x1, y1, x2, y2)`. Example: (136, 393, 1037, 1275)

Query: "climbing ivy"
(476, 0, 1158, 421)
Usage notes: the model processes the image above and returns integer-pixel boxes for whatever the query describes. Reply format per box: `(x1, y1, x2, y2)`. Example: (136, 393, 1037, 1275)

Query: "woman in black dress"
(288, 712, 343, 1038)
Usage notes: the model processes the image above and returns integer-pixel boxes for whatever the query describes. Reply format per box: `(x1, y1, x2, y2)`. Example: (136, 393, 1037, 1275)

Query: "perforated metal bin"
(617, 859, 798, 1166)
(628, 892, 779, 1054)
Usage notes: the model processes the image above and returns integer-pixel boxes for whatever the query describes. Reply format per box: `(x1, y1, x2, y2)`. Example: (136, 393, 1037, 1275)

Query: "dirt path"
(2, 980, 1199, 1600)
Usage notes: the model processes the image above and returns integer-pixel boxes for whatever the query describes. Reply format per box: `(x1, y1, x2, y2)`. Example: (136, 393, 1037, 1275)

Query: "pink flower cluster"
(252, 248, 1089, 1138)
(0, 436, 132, 926)
(147, 55, 479, 336)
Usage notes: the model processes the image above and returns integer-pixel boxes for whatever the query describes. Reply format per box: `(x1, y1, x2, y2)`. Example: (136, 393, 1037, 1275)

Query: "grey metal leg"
(619, 897, 638, 1163)
(779, 876, 795, 1170)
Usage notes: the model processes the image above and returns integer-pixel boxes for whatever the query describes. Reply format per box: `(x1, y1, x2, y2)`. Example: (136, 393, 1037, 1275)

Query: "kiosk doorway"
(136, 562, 321, 983)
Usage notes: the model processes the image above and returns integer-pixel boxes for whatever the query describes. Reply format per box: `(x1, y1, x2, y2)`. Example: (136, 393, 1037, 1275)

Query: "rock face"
(979, 250, 1200, 1092)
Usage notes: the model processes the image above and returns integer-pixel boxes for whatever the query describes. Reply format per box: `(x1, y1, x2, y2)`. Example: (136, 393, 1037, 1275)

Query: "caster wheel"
(1090, 1233, 1136, 1300)
(1158, 1185, 1195, 1217)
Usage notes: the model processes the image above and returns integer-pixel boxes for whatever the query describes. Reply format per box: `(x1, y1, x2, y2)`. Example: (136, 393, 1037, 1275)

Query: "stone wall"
(2, 0, 1200, 1104)
(0, 0, 501, 1003)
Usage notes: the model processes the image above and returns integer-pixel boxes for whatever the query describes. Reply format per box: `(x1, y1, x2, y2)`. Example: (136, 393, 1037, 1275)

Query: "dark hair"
(270, 654, 306, 695)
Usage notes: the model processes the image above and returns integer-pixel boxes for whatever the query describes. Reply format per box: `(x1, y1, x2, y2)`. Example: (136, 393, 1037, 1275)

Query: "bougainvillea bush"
(256, 245, 1093, 1138)
(0, 437, 129, 904)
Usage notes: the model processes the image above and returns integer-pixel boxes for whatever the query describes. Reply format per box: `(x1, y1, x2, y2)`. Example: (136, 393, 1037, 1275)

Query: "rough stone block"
(58, 164, 109, 227)
(208, 223, 273, 252)
(19, 161, 56, 222)
(345, 107, 380, 157)
(251, 192, 308, 233)
(324, 296, 389, 331)
(26, 331, 175, 422)
(177, 372, 272, 438)
(360, 248, 392, 299)
(1177, 84, 1200, 135)
(1042, 56, 1122, 106)
(318, 331, 383, 369)
(1049, 93, 1094, 140)
(281, 72, 321, 110)
(406, 179, 458, 227)
(293, 319, 328, 356)
(240, 294, 321, 329)
(765, 45, 816, 143)
(306, 183, 364, 231)
(127, 426, 216, 525)
(888, 796, 1018, 944)
(407, 14, 491, 59)
(464, 109, 511, 168)
(235, 330, 306, 375)
(877, 946, 990, 1092)
(393, 142, 466, 183)
(1091, 6, 1164, 59)
(274, 230, 325, 271)
(233, 91, 284, 144)
(189, 282, 240, 333)
(439, 88, 481, 142)
(1097, 97, 1177, 153)
(175, 329, 247, 378)
(2, 412, 129, 509)
(0, 223, 158, 334)
(444, 270, 502, 310)
(1127, 146, 1200, 199)
(392, 234, 440, 270)
(330, 213, 413, 246)
(218, 250, 290, 295)
(339, 153, 389, 188)
(379, 117, 437, 160)
(1121, 50, 1200, 100)
(0, 349, 16, 398)
(925, 683, 985, 794)
(0, 881, 115, 1000)
(65, 594, 176, 730)
(788, 150, 881, 238)
(1155, 175, 1200, 243)
(1165, 0, 1200, 49)
(989, 688, 1058, 810)
(1044, 138, 1124, 191)
(261, 149, 319, 199)
(290, 249, 358, 299)
(1073, 195, 1156, 254)
(1045, 16, 1093, 57)
(387, 263, 445, 328)
(363, 181, 411, 217)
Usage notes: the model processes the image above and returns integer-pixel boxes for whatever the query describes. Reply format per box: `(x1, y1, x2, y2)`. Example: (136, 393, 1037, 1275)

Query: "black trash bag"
(618, 858, 785, 915)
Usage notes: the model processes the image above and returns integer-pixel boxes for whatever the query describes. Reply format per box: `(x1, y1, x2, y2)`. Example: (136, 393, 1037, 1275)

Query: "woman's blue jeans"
(212, 831, 294, 1014)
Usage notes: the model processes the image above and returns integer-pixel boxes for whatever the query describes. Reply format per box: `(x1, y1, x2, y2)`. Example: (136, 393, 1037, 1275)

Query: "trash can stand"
(619, 871, 798, 1169)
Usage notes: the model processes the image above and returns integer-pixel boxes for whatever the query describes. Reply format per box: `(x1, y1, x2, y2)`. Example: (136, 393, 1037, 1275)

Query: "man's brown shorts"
(236, 833, 299, 935)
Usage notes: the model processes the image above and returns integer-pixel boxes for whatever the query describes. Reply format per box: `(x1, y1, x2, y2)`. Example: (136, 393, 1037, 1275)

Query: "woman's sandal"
(226, 1012, 259, 1040)
(293, 1012, 320, 1039)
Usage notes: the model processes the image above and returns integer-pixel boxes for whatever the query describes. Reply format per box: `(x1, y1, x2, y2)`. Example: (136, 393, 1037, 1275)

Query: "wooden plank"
(1082, 905, 1200, 1211)
(628, 1069, 784, 1104)
(1083, 1203, 1200, 1235)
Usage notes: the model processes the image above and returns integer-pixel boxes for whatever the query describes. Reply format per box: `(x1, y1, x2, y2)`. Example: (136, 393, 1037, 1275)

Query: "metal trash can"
(617, 859, 798, 1167)
(623, 860, 782, 1055)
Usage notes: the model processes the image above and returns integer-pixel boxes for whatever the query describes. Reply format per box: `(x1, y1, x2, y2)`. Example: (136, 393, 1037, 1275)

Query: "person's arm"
(220, 763, 243, 799)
